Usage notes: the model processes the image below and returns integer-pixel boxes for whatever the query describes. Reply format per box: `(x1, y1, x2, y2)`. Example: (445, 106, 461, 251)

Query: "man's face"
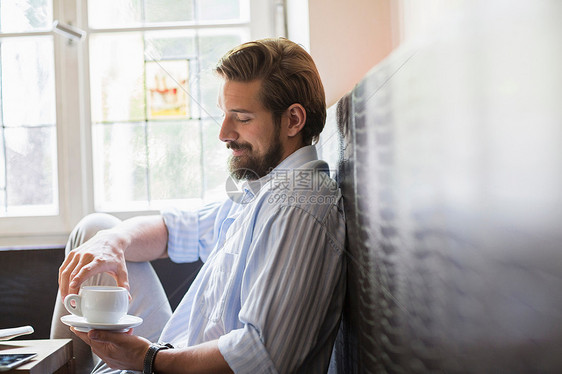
(218, 79, 284, 180)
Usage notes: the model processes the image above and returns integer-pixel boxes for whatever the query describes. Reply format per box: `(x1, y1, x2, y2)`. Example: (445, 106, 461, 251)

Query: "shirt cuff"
(218, 325, 278, 374)
(161, 207, 199, 263)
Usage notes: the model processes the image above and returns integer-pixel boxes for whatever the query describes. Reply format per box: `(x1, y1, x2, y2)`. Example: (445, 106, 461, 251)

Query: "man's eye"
(237, 117, 251, 123)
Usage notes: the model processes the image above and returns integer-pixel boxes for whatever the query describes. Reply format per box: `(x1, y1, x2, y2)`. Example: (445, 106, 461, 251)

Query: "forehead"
(218, 79, 264, 111)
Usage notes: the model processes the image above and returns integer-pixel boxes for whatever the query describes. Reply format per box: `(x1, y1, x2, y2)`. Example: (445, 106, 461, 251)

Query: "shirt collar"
(273, 145, 318, 172)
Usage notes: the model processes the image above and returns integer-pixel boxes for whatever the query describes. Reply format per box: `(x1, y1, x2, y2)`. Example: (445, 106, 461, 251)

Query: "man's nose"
(219, 117, 238, 142)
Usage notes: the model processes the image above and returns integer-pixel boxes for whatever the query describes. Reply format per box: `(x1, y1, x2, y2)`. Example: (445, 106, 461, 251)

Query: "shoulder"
(266, 160, 341, 207)
(251, 160, 345, 239)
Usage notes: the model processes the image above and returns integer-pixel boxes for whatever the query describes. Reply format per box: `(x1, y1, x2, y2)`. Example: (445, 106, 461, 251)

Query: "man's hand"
(72, 329, 234, 373)
(58, 215, 169, 299)
(58, 229, 130, 299)
(71, 328, 150, 371)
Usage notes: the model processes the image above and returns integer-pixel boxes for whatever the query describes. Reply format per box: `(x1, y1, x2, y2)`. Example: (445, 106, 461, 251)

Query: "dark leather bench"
(326, 20, 562, 373)
(0, 246, 201, 340)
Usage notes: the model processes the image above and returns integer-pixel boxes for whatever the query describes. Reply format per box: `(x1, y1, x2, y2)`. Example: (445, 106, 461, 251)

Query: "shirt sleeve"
(217, 204, 345, 373)
(161, 199, 233, 263)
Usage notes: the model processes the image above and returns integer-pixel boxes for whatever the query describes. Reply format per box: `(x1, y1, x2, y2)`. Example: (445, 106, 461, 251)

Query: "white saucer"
(61, 314, 143, 332)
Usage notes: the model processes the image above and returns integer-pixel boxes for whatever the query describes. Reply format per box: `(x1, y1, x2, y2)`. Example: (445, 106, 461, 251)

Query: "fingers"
(115, 266, 131, 292)
(70, 327, 91, 345)
(71, 328, 149, 370)
(59, 251, 130, 299)
(58, 231, 131, 302)
(88, 329, 135, 344)
(59, 251, 97, 297)
(71, 328, 111, 366)
(59, 252, 81, 298)
(71, 328, 131, 344)
(67, 259, 96, 295)
(88, 329, 106, 342)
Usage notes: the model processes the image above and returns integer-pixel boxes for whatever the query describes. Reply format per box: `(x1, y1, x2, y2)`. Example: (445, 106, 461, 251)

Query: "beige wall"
(297, 0, 398, 106)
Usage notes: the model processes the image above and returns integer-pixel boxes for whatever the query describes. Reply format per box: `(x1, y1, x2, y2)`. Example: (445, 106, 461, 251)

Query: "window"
(0, 1, 57, 217)
(0, 0, 280, 246)
(87, 2, 251, 211)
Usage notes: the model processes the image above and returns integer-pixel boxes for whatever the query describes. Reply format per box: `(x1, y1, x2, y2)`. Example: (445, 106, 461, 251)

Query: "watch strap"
(143, 342, 173, 374)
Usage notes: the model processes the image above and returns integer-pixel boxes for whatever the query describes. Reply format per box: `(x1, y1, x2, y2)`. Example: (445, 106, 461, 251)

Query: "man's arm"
(59, 215, 168, 298)
(154, 340, 233, 374)
(72, 328, 233, 374)
(120, 215, 169, 261)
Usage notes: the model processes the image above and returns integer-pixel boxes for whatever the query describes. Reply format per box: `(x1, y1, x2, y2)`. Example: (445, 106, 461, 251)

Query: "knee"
(67, 213, 121, 252)
(77, 213, 121, 233)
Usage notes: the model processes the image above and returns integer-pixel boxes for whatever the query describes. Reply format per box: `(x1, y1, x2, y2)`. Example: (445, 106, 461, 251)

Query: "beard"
(227, 136, 284, 181)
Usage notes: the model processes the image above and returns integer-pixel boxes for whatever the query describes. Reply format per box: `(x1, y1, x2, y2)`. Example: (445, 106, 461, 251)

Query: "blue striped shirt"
(159, 145, 346, 373)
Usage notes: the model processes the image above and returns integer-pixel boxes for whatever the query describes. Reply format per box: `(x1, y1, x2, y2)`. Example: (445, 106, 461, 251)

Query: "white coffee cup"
(64, 286, 129, 323)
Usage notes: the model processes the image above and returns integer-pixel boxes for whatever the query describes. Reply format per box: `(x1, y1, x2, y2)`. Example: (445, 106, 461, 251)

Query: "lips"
(231, 148, 246, 157)
(227, 142, 251, 156)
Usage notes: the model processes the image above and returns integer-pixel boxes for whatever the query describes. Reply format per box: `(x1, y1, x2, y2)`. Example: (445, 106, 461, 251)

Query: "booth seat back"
(0, 246, 200, 340)
(325, 2, 562, 372)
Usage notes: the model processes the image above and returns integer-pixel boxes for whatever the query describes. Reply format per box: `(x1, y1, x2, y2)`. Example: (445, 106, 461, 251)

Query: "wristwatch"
(143, 342, 173, 374)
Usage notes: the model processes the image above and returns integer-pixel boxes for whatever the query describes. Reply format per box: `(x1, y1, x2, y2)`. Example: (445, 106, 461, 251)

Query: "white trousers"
(50, 213, 173, 374)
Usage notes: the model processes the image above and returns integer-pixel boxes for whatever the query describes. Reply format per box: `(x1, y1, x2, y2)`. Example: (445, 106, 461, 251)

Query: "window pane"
(146, 59, 191, 120)
(88, 0, 195, 28)
(145, 0, 194, 24)
(144, 30, 197, 61)
(0, 127, 5, 213)
(1, 37, 56, 126)
(202, 119, 229, 199)
(198, 30, 246, 118)
(90, 33, 145, 123)
(144, 31, 197, 119)
(148, 121, 201, 200)
(0, 0, 52, 33)
(145, 29, 245, 120)
(5, 126, 57, 215)
(197, 0, 244, 22)
(87, 0, 247, 27)
(93, 123, 148, 209)
(88, 0, 142, 29)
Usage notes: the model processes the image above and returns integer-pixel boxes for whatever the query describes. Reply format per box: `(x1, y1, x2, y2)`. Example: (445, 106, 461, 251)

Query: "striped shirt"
(159, 145, 346, 373)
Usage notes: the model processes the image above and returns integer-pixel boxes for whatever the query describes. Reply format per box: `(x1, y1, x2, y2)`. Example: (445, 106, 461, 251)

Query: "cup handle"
(64, 294, 83, 317)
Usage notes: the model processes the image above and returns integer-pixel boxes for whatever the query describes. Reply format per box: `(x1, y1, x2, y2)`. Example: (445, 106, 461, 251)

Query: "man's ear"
(285, 103, 306, 138)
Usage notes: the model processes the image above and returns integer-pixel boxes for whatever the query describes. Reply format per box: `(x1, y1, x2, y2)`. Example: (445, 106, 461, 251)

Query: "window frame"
(0, 0, 281, 247)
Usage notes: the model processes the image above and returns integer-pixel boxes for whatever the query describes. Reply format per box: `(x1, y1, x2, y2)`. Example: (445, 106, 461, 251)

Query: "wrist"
(97, 228, 130, 257)
(108, 227, 131, 250)
(143, 342, 173, 374)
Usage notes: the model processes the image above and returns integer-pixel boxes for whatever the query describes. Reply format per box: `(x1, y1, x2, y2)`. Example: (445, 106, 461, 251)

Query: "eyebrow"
(216, 103, 253, 114)
(229, 109, 253, 114)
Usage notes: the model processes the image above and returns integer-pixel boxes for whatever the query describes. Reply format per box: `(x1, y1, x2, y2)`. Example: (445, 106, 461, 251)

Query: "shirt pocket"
(198, 250, 237, 323)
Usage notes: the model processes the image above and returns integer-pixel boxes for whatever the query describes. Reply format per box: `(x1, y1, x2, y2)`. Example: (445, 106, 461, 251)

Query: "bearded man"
(52, 38, 345, 374)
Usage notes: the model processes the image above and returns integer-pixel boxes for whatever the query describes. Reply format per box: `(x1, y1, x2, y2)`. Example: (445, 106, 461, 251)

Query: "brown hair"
(215, 38, 326, 145)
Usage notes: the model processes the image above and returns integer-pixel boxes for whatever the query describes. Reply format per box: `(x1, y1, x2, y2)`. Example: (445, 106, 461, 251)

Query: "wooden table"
(0, 339, 73, 373)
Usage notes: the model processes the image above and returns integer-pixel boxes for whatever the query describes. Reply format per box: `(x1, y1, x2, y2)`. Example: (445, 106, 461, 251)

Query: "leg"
(50, 213, 172, 374)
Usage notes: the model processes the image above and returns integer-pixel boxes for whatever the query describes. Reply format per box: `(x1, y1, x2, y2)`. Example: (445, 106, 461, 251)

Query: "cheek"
(244, 133, 265, 153)
(243, 117, 278, 153)
(253, 136, 274, 155)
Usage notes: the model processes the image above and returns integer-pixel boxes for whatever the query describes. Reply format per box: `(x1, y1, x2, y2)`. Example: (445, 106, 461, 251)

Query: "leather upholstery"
(0, 247, 200, 339)
(327, 4, 562, 371)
